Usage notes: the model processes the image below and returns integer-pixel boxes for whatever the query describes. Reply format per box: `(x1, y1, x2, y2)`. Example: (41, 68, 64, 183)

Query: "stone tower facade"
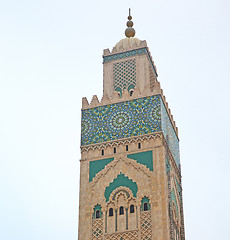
(78, 13, 185, 240)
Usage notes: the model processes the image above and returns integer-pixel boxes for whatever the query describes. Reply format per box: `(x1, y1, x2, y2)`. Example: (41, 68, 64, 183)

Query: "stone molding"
(80, 132, 163, 153)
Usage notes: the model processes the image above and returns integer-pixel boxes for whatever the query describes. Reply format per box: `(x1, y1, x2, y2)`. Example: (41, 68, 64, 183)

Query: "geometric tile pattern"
(92, 219, 103, 240)
(113, 59, 136, 95)
(81, 95, 161, 146)
(103, 48, 146, 63)
(105, 230, 138, 240)
(160, 98, 180, 167)
(140, 211, 152, 240)
(81, 95, 180, 168)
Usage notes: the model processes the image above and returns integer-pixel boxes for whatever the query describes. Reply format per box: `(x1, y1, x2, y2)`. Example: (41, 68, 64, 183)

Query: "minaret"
(79, 10, 185, 240)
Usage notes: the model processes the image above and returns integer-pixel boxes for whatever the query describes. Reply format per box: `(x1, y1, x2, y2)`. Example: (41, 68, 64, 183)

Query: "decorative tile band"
(81, 95, 161, 146)
(103, 47, 157, 78)
(103, 48, 146, 63)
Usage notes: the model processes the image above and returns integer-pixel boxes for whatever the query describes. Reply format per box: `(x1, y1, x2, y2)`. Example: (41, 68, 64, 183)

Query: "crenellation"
(103, 48, 111, 55)
(112, 91, 120, 100)
(90, 95, 100, 107)
(121, 88, 129, 99)
(140, 40, 147, 47)
(82, 97, 89, 109)
(100, 93, 111, 105)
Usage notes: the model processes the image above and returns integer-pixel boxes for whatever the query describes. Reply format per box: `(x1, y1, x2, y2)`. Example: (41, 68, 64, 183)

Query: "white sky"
(0, 0, 230, 239)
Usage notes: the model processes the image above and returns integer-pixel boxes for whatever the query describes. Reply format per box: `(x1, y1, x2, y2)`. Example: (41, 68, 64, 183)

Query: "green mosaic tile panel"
(104, 173, 138, 202)
(127, 151, 153, 171)
(81, 95, 161, 146)
(81, 95, 180, 168)
(161, 99, 180, 168)
(89, 157, 114, 182)
(113, 59, 136, 95)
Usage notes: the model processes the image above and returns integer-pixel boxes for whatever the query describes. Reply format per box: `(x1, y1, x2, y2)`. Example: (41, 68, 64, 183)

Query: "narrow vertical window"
(96, 210, 100, 219)
(119, 206, 124, 215)
(138, 143, 141, 149)
(109, 208, 113, 217)
(130, 204, 135, 213)
(102, 149, 104, 156)
(143, 202, 148, 211)
(114, 147, 116, 153)
(126, 145, 128, 151)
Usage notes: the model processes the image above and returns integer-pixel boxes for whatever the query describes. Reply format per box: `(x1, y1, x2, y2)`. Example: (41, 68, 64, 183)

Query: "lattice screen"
(140, 211, 152, 240)
(105, 230, 138, 240)
(92, 219, 103, 240)
(113, 59, 136, 95)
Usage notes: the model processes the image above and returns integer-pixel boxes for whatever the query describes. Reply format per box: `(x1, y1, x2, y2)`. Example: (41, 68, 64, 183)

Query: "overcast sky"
(1, 0, 230, 239)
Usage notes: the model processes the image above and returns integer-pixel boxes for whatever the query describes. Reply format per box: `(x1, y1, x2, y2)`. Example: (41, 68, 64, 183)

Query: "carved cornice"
(81, 132, 163, 153)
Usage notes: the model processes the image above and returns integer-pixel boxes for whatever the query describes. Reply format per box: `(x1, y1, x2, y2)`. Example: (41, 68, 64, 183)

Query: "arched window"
(93, 204, 102, 219)
(109, 208, 113, 217)
(96, 210, 100, 219)
(144, 202, 148, 211)
(114, 147, 116, 153)
(119, 206, 124, 215)
(141, 197, 150, 212)
(130, 204, 135, 213)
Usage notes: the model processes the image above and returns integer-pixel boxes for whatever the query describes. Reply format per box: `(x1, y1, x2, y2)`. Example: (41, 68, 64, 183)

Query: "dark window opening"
(126, 145, 128, 151)
(119, 206, 124, 215)
(130, 205, 135, 213)
(114, 147, 116, 153)
(109, 208, 113, 217)
(130, 90, 133, 96)
(102, 149, 104, 156)
(143, 202, 148, 211)
(138, 143, 141, 149)
(96, 210, 100, 219)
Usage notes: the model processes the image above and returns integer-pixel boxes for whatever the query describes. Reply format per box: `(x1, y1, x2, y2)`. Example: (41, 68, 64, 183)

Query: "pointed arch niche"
(105, 183, 138, 234)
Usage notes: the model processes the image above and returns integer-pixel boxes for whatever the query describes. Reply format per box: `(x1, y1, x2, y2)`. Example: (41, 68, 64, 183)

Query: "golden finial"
(125, 8, 135, 38)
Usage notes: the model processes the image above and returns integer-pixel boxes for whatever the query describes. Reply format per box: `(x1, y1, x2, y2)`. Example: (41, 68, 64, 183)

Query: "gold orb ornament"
(125, 8, 136, 38)
(125, 28, 135, 38)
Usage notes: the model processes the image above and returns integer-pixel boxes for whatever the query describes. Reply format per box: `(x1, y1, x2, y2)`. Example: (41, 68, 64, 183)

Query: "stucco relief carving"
(90, 154, 152, 210)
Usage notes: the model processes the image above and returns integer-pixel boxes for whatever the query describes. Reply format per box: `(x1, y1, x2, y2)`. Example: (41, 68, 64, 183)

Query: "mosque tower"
(78, 9, 185, 240)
